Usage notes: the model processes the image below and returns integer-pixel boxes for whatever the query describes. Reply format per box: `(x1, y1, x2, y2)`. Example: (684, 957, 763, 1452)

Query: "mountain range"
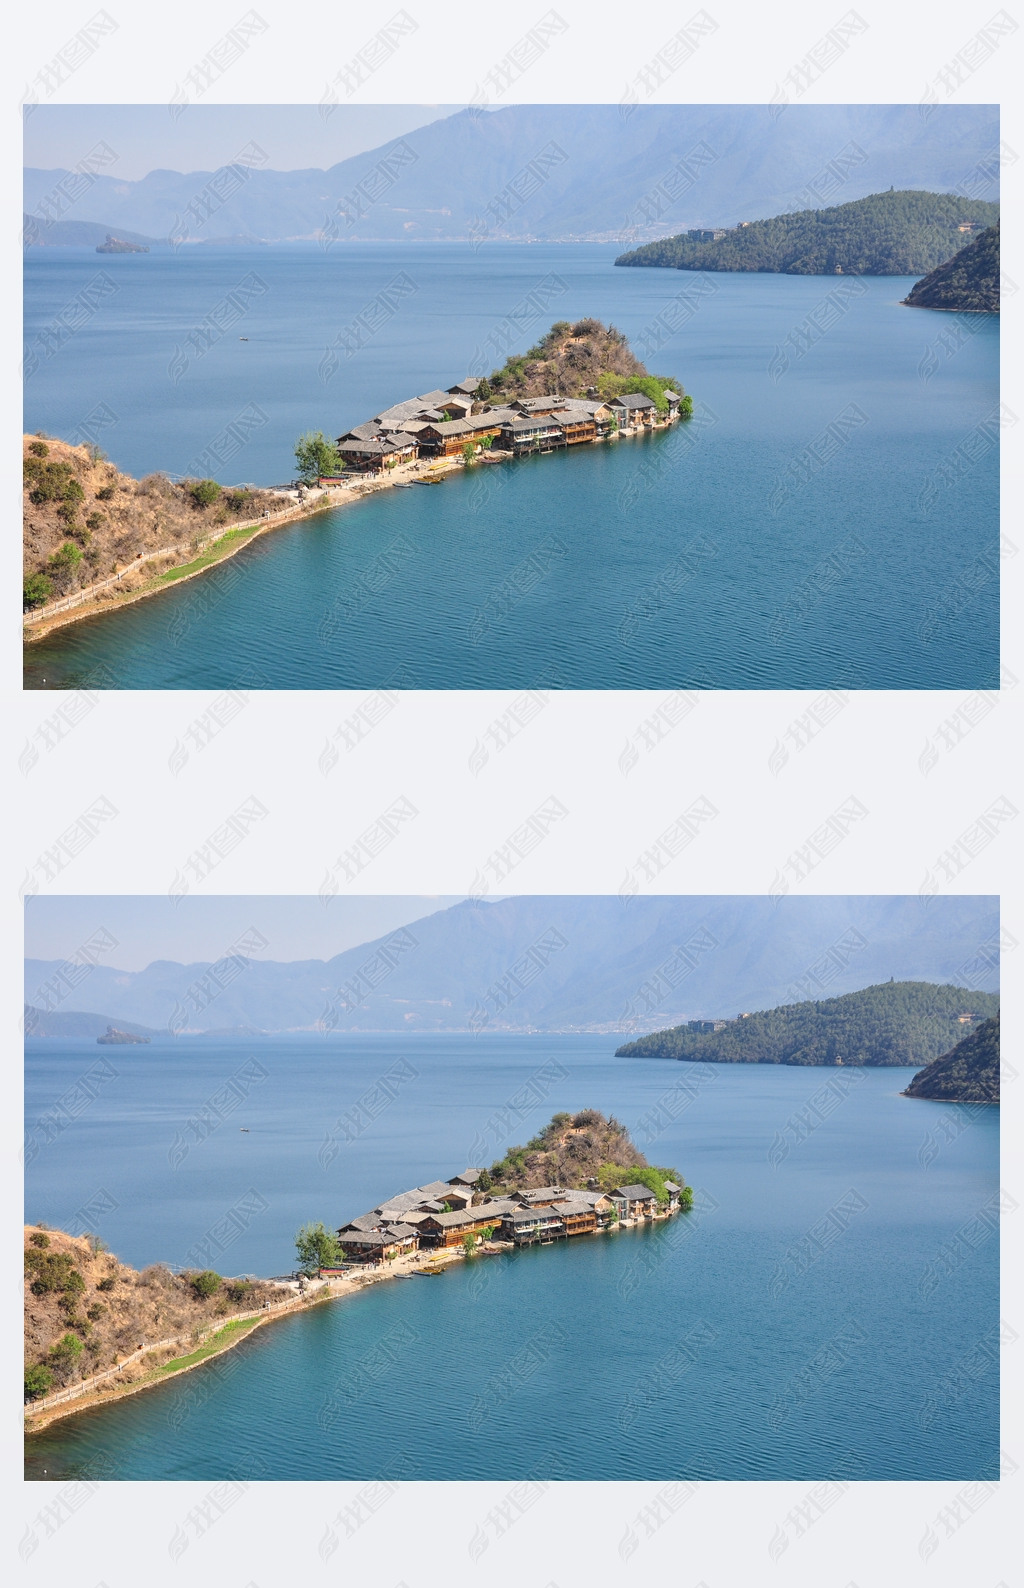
(24, 895, 998, 1036)
(23, 105, 999, 245)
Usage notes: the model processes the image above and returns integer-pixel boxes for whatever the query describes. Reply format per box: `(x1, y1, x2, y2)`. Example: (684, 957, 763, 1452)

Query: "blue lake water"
(24, 1034, 998, 1481)
(23, 244, 998, 689)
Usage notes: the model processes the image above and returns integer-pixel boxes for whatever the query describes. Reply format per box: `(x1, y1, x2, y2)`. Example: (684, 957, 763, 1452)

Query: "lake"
(23, 244, 998, 690)
(24, 1033, 998, 1481)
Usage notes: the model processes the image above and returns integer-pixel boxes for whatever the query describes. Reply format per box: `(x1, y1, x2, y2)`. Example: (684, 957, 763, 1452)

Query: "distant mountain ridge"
(615, 190, 1000, 275)
(22, 105, 998, 244)
(614, 982, 1000, 1066)
(23, 896, 999, 1035)
(22, 214, 163, 248)
(24, 1006, 159, 1040)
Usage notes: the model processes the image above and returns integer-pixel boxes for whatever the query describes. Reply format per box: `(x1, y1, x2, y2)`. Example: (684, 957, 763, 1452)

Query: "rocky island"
(902, 1013, 1000, 1102)
(96, 1026, 151, 1044)
(96, 234, 149, 254)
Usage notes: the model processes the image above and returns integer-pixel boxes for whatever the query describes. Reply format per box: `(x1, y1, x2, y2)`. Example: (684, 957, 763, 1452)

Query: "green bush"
(48, 1333, 85, 1383)
(25, 1250, 85, 1295)
(95, 484, 116, 501)
(29, 1232, 50, 1248)
(189, 1270, 222, 1300)
(24, 1364, 54, 1401)
(96, 1276, 116, 1292)
(85, 513, 103, 530)
(188, 478, 222, 509)
(28, 440, 49, 458)
(225, 1279, 253, 1304)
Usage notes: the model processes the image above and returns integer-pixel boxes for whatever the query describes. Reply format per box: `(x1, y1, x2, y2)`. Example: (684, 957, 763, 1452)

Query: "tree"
(48, 1332, 85, 1385)
(25, 1364, 54, 1400)
(188, 478, 221, 509)
(295, 1221, 341, 1276)
(189, 1269, 222, 1299)
(47, 542, 83, 595)
(23, 573, 53, 609)
(462, 1233, 477, 1256)
(294, 431, 343, 484)
(461, 440, 477, 465)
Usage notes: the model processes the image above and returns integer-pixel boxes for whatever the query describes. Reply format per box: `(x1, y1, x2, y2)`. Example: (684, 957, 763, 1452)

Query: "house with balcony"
(608, 1184, 660, 1220)
(608, 393, 658, 430)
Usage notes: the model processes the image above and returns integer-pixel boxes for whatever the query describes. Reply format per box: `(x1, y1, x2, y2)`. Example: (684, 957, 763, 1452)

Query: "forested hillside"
(903, 222, 1000, 311)
(615, 191, 999, 276)
(903, 1014, 1000, 1101)
(615, 981, 1000, 1066)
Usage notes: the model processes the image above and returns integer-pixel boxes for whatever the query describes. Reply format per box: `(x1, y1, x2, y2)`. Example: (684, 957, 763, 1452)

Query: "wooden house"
(609, 1184, 660, 1220)
(417, 417, 504, 457)
(418, 1208, 503, 1248)
(337, 1224, 420, 1263)
(501, 1207, 566, 1246)
(500, 416, 566, 456)
(608, 393, 657, 429)
(549, 1201, 598, 1236)
(511, 1186, 565, 1208)
(336, 433, 419, 472)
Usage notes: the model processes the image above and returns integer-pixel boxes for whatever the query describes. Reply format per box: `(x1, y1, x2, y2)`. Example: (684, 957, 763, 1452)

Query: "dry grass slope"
(23, 435, 281, 609)
(24, 1225, 281, 1400)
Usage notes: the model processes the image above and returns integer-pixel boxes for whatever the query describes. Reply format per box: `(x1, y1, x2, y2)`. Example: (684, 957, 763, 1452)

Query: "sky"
(23, 105, 464, 181)
(23, 896, 471, 970)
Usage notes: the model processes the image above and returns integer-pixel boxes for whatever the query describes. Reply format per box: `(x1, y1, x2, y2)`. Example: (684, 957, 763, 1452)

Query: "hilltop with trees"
(902, 221, 1000, 312)
(615, 981, 1000, 1067)
(615, 190, 1000, 276)
(480, 319, 688, 414)
(484, 1108, 690, 1208)
(22, 435, 281, 611)
(903, 1013, 1000, 1102)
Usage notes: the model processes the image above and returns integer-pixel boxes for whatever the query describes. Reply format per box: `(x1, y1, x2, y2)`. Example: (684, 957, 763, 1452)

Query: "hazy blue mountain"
(22, 214, 164, 248)
(23, 1005, 159, 1039)
(22, 105, 998, 244)
(23, 896, 998, 1035)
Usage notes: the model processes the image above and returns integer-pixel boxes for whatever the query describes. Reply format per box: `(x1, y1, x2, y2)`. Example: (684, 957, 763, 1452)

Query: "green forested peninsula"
(902, 1013, 1000, 1102)
(903, 222, 1000, 312)
(615, 981, 1000, 1067)
(615, 191, 1000, 276)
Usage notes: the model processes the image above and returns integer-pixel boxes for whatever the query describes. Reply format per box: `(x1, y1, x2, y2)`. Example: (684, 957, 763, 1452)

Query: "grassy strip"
(156, 1317, 261, 1375)
(155, 524, 262, 584)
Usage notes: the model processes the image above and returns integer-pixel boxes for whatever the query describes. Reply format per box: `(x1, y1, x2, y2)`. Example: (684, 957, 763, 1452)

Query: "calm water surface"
(24, 1034, 998, 1480)
(24, 245, 998, 689)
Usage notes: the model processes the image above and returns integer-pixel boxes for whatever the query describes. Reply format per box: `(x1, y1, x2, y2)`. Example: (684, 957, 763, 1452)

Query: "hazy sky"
(24, 896, 471, 969)
(23, 105, 464, 181)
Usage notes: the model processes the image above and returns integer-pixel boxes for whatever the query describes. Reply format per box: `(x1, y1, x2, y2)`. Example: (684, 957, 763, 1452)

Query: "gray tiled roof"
(340, 1212, 383, 1232)
(612, 1183, 659, 1200)
(610, 393, 656, 408)
(424, 1208, 497, 1229)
